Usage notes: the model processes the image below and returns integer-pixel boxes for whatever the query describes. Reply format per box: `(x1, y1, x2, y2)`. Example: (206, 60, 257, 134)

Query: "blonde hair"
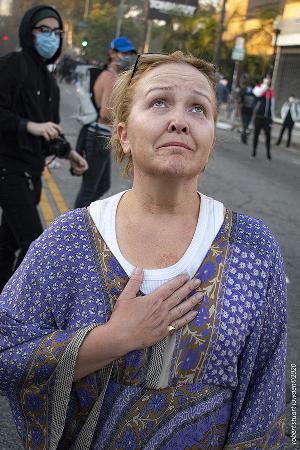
(110, 51, 217, 177)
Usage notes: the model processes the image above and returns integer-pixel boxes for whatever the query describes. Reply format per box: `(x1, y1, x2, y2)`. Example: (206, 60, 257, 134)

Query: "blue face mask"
(34, 32, 60, 59)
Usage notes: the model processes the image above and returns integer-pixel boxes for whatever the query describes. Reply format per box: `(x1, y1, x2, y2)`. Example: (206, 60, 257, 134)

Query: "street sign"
(232, 36, 245, 61)
(148, 8, 171, 22)
(149, 0, 197, 17)
(235, 37, 245, 49)
(232, 47, 245, 61)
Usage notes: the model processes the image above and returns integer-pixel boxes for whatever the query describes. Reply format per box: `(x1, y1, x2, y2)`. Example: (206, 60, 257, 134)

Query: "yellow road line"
(40, 187, 55, 226)
(43, 166, 69, 215)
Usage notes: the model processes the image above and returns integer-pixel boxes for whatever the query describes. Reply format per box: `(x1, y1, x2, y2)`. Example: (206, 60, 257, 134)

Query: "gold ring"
(167, 325, 176, 334)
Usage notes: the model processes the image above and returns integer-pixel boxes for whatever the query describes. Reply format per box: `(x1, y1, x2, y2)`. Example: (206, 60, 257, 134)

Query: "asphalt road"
(0, 82, 299, 449)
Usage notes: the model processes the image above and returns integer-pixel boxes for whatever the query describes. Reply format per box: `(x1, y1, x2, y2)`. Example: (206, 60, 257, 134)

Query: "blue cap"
(110, 36, 136, 53)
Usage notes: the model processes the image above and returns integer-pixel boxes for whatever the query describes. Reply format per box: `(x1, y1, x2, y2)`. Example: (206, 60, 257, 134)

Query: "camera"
(47, 134, 71, 158)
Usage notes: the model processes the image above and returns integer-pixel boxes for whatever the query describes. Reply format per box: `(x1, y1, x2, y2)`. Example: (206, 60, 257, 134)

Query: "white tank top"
(90, 191, 224, 294)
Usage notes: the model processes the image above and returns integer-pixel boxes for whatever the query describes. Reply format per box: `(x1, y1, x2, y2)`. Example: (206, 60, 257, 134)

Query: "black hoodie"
(0, 5, 64, 175)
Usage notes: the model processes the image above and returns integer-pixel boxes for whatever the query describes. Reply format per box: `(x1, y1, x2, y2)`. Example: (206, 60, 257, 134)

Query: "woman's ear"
(117, 122, 131, 154)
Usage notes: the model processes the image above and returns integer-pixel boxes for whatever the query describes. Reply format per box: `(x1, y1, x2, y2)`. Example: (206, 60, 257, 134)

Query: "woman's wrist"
(105, 320, 132, 357)
(74, 322, 129, 381)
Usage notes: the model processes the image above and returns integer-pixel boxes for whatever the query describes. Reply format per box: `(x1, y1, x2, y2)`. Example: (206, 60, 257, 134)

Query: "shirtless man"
(74, 37, 136, 208)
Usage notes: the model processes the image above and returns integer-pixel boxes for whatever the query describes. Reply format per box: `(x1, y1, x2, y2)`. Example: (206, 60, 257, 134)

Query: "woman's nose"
(167, 110, 189, 134)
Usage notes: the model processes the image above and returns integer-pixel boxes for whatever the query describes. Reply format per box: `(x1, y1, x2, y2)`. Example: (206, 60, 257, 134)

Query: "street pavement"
(0, 82, 299, 449)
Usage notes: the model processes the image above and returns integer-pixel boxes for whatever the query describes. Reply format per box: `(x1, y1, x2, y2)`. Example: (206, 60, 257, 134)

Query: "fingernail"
(134, 267, 142, 275)
(196, 292, 204, 300)
(193, 279, 201, 287)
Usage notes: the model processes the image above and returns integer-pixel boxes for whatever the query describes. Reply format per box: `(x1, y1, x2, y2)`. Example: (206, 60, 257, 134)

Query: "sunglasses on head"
(129, 53, 216, 84)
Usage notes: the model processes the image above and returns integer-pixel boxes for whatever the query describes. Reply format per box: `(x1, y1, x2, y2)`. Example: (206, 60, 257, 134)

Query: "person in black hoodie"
(0, 5, 88, 292)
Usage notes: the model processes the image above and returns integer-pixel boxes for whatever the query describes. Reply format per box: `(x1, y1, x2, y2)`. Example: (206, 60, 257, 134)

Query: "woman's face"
(118, 62, 216, 180)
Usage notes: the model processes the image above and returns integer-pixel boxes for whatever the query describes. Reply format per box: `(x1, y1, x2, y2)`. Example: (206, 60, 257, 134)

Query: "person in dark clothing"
(74, 36, 136, 208)
(216, 77, 229, 105)
(0, 5, 88, 292)
(216, 77, 229, 116)
(275, 95, 300, 147)
(251, 76, 273, 160)
(239, 85, 256, 144)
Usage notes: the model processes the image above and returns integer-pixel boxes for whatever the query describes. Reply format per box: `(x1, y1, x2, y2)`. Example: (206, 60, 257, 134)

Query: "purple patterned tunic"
(0, 206, 286, 449)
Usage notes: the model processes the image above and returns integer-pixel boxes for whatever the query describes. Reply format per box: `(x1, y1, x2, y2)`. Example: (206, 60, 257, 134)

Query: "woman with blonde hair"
(0, 52, 286, 449)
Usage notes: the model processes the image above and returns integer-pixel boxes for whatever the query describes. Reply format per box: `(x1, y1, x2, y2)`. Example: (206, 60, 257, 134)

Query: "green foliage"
(77, 3, 117, 61)
(156, 5, 221, 63)
(241, 54, 272, 83)
(234, 5, 280, 82)
(218, 3, 280, 83)
(12, 0, 85, 24)
(76, 2, 141, 62)
(252, 5, 280, 21)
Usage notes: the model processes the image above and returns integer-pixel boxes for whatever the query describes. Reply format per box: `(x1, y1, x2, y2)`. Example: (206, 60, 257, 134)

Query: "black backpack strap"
(88, 66, 107, 114)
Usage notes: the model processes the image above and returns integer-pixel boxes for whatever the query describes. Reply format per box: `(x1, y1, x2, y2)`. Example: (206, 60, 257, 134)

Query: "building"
(272, 0, 300, 116)
(223, 0, 282, 57)
(223, 0, 300, 119)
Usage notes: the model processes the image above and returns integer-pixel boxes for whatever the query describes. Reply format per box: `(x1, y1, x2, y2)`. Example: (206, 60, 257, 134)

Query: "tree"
(76, 2, 141, 62)
(155, 4, 221, 62)
(221, 4, 281, 82)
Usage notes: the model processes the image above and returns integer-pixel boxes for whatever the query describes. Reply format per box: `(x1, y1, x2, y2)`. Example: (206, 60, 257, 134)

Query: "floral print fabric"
(0, 206, 287, 449)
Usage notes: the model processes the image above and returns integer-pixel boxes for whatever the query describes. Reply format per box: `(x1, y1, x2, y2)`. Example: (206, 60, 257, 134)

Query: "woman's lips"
(159, 142, 193, 151)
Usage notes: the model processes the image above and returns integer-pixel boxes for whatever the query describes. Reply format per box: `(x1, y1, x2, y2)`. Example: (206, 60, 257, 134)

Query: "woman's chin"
(150, 160, 200, 179)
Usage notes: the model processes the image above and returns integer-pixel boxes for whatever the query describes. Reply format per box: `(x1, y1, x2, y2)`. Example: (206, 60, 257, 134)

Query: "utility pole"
(214, 0, 227, 69)
(142, 0, 151, 53)
(116, 0, 126, 38)
(271, 16, 282, 77)
(143, 20, 152, 52)
(83, 0, 90, 20)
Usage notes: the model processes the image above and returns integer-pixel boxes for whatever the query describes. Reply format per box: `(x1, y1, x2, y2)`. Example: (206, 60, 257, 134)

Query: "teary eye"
(152, 99, 167, 108)
(191, 105, 205, 113)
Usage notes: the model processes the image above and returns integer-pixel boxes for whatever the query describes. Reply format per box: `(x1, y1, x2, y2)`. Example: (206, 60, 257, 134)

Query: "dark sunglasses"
(129, 53, 216, 84)
(129, 53, 162, 83)
(32, 26, 64, 38)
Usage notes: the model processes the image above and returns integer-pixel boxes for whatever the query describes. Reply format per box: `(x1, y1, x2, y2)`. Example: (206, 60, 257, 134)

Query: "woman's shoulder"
(232, 211, 282, 260)
(199, 194, 279, 254)
(28, 208, 88, 259)
(42, 207, 87, 237)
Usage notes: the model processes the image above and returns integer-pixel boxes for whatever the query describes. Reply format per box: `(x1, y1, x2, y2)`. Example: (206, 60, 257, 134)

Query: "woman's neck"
(122, 176, 200, 219)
